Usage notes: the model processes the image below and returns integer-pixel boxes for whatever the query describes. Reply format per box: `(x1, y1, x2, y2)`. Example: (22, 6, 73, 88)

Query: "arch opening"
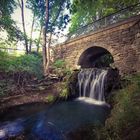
(78, 46, 114, 68)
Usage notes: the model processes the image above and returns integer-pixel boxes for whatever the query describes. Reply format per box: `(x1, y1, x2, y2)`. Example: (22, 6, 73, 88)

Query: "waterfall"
(78, 69, 107, 101)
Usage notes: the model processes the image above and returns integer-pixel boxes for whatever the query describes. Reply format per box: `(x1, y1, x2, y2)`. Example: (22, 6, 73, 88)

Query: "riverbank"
(102, 73, 140, 140)
(0, 78, 62, 112)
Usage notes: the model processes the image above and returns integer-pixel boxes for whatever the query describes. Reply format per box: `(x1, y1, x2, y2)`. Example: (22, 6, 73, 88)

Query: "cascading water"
(78, 69, 107, 101)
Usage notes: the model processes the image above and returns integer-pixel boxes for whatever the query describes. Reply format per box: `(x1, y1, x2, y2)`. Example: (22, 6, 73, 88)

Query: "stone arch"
(78, 46, 114, 68)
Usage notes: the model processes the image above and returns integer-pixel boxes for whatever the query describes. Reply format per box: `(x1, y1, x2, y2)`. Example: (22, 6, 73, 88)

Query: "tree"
(27, 0, 70, 75)
(17, 0, 29, 54)
(36, 25, 43, 53)
(29, 13, 35, 53)
(70, 0, 139, 32)
(0, 0, 23, 41)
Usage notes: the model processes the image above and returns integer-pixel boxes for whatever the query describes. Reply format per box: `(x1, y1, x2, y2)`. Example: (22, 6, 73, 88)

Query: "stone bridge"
(55, 5, 140, 75)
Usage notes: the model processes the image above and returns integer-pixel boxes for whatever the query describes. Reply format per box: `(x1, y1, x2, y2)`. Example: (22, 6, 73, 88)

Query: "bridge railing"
(68, 3, 140, 40)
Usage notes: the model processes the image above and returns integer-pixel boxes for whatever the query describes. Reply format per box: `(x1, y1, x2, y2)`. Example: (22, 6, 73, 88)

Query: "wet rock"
(67, 70, 79, 99)
(105, 68, 120, 95)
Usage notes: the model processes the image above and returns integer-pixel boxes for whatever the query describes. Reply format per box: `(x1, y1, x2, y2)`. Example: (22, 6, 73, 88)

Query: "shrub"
(96, 73, 140, 140)
(52, 59, 72, 78)
(53, 59, 65, 68)
(0, 51, 13, 71)
(0, 51, 43, 79)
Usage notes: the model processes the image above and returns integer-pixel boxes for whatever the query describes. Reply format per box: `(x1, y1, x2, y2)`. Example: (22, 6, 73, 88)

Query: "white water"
(75, 97, 110, 107)
(78, 69, 108, 101)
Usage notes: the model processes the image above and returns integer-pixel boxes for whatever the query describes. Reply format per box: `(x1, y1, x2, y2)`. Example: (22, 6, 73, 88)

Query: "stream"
(0, 99, 110, 140)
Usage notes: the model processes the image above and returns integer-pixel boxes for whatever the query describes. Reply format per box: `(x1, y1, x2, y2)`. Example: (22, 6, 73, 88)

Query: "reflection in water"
(0, 99, 110, 140)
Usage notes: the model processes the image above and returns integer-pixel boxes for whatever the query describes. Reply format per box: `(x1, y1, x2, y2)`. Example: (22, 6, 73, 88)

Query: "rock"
(104, 68, 120, 104)
(67, 70, 79, 99)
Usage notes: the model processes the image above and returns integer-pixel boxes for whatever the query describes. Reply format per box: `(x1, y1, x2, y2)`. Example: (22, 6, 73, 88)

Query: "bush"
(0, 51, 13, 70)
(53, 59, 65, 68)
(52, 59, 72, 78)
(96, 73, 140, 140)
(0, 51, 43, 78)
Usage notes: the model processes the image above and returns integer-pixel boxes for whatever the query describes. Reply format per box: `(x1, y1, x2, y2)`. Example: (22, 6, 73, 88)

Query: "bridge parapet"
(68, 3, 140, 40)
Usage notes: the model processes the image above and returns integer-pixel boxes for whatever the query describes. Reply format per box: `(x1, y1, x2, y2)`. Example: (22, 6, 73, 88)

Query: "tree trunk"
(29, 13, 35, 53)
(42, 0, 49, 76)
(45, 33, 52, 74)
(42, 26, 47, 75)
(19, 0, 29, 54)
(37, 26, 42, 53)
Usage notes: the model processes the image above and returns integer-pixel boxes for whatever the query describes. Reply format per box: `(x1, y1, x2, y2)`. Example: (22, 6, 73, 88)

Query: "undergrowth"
(94, 73, 140, 140)
(0, 51, 43, 78)
(52, 59, 72, 78)
(0, 51, 43, 96)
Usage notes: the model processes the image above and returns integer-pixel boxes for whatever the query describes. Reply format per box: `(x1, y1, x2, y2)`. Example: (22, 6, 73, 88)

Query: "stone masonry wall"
(54, 15, 140, 75)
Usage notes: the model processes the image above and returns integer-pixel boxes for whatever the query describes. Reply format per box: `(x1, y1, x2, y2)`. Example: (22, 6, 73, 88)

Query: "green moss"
(44, 95, 56, 103)
(59, 88, 68, 99)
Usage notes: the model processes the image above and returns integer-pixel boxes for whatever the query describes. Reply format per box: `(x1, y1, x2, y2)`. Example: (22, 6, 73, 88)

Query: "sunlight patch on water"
(75, 97, 110, 107)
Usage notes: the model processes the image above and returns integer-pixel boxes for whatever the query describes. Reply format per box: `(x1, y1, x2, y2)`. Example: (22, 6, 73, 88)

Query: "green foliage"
(77, 73, 140, 140)
(93, 74, 140, 140)
(0, 0, 23, 41)
(0, 51, 13, 70)
(0, 51, 43, 78)
(59, 88, 68, 99)
(26, 0, 70, 34)
(0, 39, 17, 51)
(44, 95, 55, 102)
(52, 59, 72, 78)
(53, 59, 65, 68)
(70, 0, 139, 32)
